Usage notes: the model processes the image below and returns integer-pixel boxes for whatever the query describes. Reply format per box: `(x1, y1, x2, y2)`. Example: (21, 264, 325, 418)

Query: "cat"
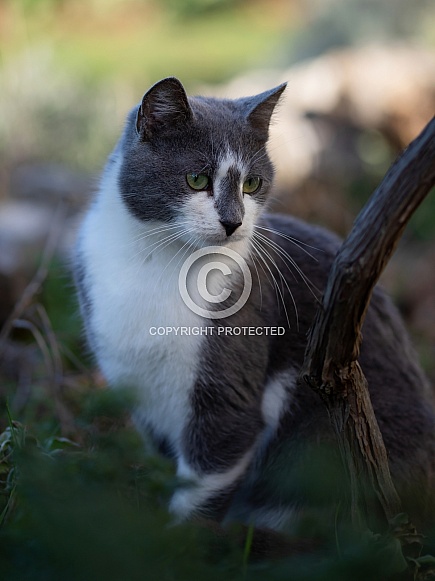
(73, 76, 435, 531)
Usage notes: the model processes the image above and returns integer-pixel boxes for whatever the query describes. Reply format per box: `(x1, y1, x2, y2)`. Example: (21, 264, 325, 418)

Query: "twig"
(0, 200, 67, 354)
(35, 303, 64, 392)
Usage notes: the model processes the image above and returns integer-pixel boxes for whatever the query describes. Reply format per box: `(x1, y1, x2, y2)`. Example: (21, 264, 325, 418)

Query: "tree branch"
(300, 117, 435, 528)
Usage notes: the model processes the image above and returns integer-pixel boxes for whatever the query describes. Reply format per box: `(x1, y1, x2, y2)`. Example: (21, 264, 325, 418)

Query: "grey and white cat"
(74, 77, 435, 530)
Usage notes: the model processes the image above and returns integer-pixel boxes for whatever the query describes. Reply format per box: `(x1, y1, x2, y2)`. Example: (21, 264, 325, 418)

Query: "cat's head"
(119, 77, 286, 247)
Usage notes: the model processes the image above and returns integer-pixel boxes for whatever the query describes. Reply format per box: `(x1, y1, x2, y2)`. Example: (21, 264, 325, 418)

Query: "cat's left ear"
(136, 77, 193, 141)
(241, 82, 287, 138)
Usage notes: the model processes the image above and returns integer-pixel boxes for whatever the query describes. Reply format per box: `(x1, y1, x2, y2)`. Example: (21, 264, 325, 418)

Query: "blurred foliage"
(41, 259, 83, 354)
(0, 396, 235, 581)
(160, 0, 239, 19)
(0, 0, 290, 86)
(1, 269, 434, 579)
(0, 0, 293, 170)
(407, 187, 435, 242)
(2, 387, 435, 580)
(287, 0, 435, 63)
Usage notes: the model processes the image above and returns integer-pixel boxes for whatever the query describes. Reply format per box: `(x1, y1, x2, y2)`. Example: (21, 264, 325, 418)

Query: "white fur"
(214, 150, 245, 201)
(255, 369, 298, 461)
(77, 155, 204, 449)
(262, 369, 297, 429)
(76, 147, 280, 524)
(175, 149, 261, 303)
(77, 149, 261, 452)
(244, 505, 298, 532)
(170, 450, 255, 519)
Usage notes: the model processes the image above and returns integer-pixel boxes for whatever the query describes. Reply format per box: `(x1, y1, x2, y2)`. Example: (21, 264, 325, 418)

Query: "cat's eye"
(243, 176, 262, 194)
(186, 173, 210, 191)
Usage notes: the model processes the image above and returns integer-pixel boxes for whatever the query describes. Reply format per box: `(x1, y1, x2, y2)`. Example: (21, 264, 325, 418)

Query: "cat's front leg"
(170, 381, 265, 521)
(169, 450, 255, 520)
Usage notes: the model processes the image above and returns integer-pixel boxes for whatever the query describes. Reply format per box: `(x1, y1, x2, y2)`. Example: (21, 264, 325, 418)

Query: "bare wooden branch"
(300, 117, 435, 527)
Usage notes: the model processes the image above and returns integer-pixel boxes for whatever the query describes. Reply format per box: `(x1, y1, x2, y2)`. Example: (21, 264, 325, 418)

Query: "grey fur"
(74, 77, 435, 529)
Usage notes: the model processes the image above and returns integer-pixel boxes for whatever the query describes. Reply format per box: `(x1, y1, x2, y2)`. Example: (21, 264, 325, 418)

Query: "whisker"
(253, 237, 296, 329)
(175, 234, 199, 271)
(255, 225, 322, 259)
(250, 240, 276, 295)
(251, 239, 282, 322)
(254, 231, 321, 300)
(129, 221, 192, 245)
(251, 238, 292, 329)
(167, 234, 204, 301)
(138, 230, 192, 277)
(266, 132, 312, 157)
(247, 247, 263, 312)
(131, 229, 184, 259)
(152, 229, 198, 290)
(255, 232, 321, 293)
(132, 229, 189, 264)
(178, 234, 203, 274)
(250, 136, 298, 166)
(254, 232, 299, 288)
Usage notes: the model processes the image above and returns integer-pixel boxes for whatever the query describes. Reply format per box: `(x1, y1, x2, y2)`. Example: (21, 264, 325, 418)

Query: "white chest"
(78, 187, 204, 447)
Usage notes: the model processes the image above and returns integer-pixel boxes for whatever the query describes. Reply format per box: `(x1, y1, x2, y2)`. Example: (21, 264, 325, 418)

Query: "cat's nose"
(220, 220, 242, 237)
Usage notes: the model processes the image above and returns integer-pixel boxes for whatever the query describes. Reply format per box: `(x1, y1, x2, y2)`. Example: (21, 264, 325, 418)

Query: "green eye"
(243, 176, 262, 194)
(186, 173, 210, 191)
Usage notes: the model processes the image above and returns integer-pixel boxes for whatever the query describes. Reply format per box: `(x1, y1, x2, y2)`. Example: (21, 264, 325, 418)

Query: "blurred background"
(1, 0, 435, 436)
(1, 2, 435, 578)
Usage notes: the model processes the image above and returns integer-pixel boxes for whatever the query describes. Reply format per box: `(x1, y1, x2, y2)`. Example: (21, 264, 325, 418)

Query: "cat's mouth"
(198, 232, 246, 246)
(221, 233, 245, 244)
(175, 215, 250, 248)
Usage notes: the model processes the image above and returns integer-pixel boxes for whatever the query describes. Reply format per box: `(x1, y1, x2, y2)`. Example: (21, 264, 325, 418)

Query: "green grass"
(2, 388, 434, 581)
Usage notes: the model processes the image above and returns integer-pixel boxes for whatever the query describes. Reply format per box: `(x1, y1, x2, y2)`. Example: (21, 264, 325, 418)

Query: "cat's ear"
(136, 77, 193, 141)
(242, 83, 287, 138)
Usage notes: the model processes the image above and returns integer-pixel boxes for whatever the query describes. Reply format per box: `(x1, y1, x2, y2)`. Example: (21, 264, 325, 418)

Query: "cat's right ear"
(136, 77, 193, 141)
(241, 83, 287, 139)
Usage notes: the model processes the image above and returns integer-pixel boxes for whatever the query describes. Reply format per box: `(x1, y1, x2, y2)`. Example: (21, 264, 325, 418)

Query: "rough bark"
(300, 117, 435, 528)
